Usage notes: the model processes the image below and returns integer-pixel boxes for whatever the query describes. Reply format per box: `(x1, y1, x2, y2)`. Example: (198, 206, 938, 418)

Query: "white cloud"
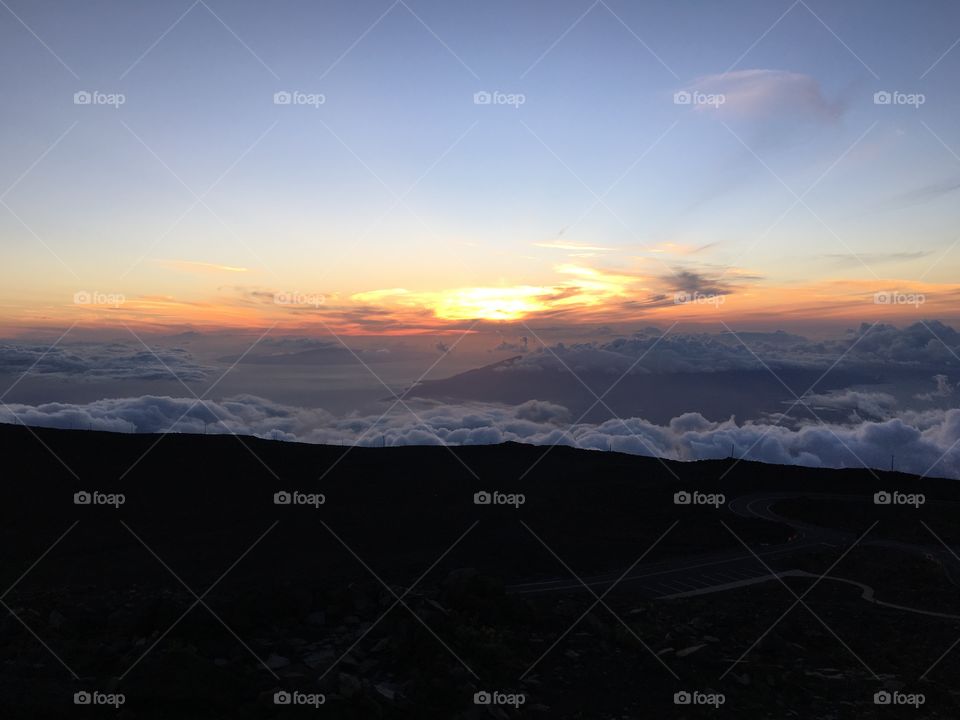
(685, 69, 841, 120)
(1, 394, 957, 479)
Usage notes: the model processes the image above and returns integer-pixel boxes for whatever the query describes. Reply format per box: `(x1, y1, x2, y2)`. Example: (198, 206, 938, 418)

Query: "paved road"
(508, 491, 960, 598)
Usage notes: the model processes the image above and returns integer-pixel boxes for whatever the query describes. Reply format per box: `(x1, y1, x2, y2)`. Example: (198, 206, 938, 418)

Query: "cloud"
(0, 394, 333, 438)
(491, 335, 529, 353)
(664, 269, 738, 299)
(1, 395, 956, 478)
(0, 343, 208, 382)
(534, 241, 613, 252)
(497, 321, 960, 376)
(824, 251, 932, 268)
(916, 374, 955, 401)
(888, 177, 960, 209)
(685, 69, 842, 121)
(156, 260, 249, 274)
(802, 389, 898, 422)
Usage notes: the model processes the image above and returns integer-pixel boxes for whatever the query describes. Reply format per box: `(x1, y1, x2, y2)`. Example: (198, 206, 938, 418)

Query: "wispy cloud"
(155, 259, 250, 274)
(682, 69, 842, 121)
(534, 241, 614, 252)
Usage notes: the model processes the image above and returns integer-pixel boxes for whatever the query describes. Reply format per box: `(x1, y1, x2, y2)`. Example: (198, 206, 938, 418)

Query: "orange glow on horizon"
(2, 273, 958, 337)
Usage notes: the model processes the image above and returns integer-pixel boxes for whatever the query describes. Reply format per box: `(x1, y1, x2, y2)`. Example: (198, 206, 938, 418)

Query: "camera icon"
(74, 691, 92, 705)
(473, 691, 491, 705)
(873, 90, 892, 105)
(874, 690, 892, 705)
(873, 291, 891, 304)
(673, 490, 691, 505)
(74, 491, 92, 505)
(673, 90, 692, 105)
(473, 91, 492, 105)
(274, 491, 292, 505)
(273, 690, 292, 705)
(674, 690, 692, 705)
(274, 91, 292, 105)
(473, 491, 491, 505)
(73, 91, 92, 105)
(73, 290, 92, 305)
(873, 491, 891, 505)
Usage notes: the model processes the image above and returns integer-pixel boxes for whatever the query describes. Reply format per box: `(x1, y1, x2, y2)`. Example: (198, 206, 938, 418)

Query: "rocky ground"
(1, 424, 958, 718)
(3, 555, 959, 719)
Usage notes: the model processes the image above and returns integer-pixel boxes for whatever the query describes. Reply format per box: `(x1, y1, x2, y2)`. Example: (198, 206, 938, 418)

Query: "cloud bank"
(2, 394, 956, 479)
(0, 343, 208, 382)
(496, 321, 960, 375)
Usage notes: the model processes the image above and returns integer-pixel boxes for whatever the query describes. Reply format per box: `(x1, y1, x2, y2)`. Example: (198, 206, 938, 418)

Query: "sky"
(2, 0, 960, 335)
(1, 1, 959, 477)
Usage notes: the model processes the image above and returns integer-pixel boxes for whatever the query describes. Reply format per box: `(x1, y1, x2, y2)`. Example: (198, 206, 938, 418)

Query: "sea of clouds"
(2, 394, 957, 479)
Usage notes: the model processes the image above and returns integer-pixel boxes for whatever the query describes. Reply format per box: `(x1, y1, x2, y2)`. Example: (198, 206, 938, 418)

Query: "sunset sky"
(2, 0, 959, 338)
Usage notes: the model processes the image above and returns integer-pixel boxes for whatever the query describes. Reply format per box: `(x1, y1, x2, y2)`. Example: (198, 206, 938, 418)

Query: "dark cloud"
(665, 270, 735, 299)
(497, 322, 960, 376)
(0, 343, 208, 382)
(491, 335, 528, 353)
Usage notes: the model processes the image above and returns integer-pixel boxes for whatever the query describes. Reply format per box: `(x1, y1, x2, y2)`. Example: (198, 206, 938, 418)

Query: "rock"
(676, 644, 705, 658)
(339, 672, 361, 698)
(442, 568, 505, 612)
(266, 653, 290, 670)
(340, 652, 361, 668)
(48, 610, 66, 630)
(303, 648, 336, 669)
(374, 682, 398, 701)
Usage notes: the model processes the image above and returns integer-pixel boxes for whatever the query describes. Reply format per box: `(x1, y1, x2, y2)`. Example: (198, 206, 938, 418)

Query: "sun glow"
(431, 286, 552, 321)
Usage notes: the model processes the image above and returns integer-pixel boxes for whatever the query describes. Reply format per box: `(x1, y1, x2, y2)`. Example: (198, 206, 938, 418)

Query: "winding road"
(508, 491, 960, 619)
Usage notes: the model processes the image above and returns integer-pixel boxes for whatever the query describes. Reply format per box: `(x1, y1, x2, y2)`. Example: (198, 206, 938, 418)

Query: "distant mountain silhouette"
(404, 356, 873, 424)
